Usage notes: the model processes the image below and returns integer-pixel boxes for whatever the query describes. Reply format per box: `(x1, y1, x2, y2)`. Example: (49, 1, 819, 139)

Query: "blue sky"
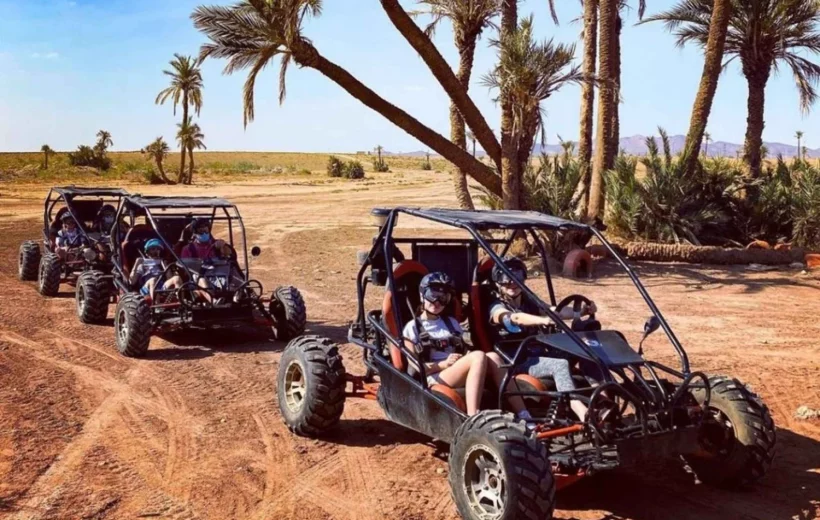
(0, 0, 816, 152)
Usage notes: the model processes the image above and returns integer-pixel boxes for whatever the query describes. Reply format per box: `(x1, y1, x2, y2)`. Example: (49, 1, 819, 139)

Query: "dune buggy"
(277, 208, 776, 520)
(108, 195, 307, 357)
(18, 186, 129, 316)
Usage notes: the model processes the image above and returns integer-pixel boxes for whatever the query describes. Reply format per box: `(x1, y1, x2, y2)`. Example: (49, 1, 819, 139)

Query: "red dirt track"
(0, 174, 818, 520)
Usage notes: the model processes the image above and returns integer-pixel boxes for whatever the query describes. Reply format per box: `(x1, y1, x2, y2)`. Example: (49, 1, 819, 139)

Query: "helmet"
(97, 204, 116, 217)
(192, 217, 211, 230)
(144, 238, 163, 252)
(60, 211, 76, 223)
(491, 256, 527, 285)
(419, 272, 455, 306)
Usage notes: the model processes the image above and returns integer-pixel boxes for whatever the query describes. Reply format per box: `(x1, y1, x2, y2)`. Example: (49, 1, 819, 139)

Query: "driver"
(129, 239, 183, 299)
(181, 218, 219, 260)
(55, 213, 87, 259)
(488, 256, 597, 421)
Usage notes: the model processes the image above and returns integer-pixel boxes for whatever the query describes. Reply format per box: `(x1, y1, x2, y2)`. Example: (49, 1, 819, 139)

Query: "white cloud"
(31, 52, 60, 59)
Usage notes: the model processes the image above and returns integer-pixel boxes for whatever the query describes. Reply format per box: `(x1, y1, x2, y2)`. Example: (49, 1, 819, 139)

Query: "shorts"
(426, 373, 445, 387)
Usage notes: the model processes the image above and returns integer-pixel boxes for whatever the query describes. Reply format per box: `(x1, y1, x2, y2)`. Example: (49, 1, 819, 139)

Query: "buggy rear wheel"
(277, 336, 345, 437)
(114, 293, 152, 358)
(76, 270, 110, 324)
(270, 285, 307, 342)
(18, 241, 41, 281)
(38, 253, 62, 296)
(685, 376, 776, 488)
(449, 410, 555, 520)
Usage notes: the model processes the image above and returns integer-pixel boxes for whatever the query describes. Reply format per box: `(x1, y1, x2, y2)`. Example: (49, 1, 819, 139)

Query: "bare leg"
(436, 351, 488, 416)
(485, 352, 527, 414)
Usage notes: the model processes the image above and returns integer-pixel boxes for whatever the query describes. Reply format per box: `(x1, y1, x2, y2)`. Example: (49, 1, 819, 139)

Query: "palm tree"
(176, 117, 207, 185)
(41, 144, 53, 170)
(95, 130, 113, 155)
(192, 0, 501, 198)
(645, 0, 820, 178)
(588, 0, 619, 219)
(796, 130, 804, 161)
(466, 129, 477, 157)
(141, 137, 171, 183)
(704, 131, 712, 156)
(498, 0, 520, 209)
(576, 0, 598, 216)
(412, 0, 499, 210)
(382, 0, 501, 171)
(483, 17, 583, 209)
(156, 54, 204, 179)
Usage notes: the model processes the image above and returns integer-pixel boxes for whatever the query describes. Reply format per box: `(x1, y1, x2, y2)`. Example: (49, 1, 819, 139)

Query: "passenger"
(55, 212, 87, 259)
(129, 239, 183, 300)
(403, 272, 528, 417)
(488, 256, 597, 421)
(93, 204, 123, 235)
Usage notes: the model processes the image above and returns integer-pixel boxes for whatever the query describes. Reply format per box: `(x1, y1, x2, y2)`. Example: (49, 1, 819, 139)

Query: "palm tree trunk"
(187, 146, 194, 185)
(743, 70, 769, 178)
(588, 0, 618, 220)
(44, 151, 49, 170)
(156, 159, 170, 183)
(575, 0, 598, 217)
(380, 0, 501, 171)
(290, 40, 502, 197)
(179, 92, 188, 184)
(681, 0, 731, 177)
(609, 14, 622, 158)
(500, 0, 520, 210)
(451, 35, 477, 210)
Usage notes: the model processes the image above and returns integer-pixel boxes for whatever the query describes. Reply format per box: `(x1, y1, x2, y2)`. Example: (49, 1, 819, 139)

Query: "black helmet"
(419, 271, 455, 306)
(492, 256, 527, 285)
(60, 212, 76, 223)
(97, 204, 116, 217)
(192, 217, 211, 230)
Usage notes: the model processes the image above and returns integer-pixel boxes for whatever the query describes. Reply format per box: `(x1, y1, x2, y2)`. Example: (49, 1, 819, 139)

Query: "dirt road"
(1, 172, 818, 520)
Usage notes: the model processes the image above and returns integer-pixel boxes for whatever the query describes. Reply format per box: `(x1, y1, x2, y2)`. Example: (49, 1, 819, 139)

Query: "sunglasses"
(422, 287, 452, 305)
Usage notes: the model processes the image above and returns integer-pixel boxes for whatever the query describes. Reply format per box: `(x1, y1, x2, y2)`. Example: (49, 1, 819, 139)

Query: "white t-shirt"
(402, 317, 463, 362)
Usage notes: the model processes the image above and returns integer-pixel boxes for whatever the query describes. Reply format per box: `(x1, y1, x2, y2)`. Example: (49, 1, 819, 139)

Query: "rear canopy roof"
(395, 207, 589, 231)
(54, 186, 130, 198)
(124, 195, 235, 209)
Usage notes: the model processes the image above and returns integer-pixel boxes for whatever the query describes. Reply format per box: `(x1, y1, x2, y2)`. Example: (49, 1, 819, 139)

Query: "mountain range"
(386, 134, 818, 160)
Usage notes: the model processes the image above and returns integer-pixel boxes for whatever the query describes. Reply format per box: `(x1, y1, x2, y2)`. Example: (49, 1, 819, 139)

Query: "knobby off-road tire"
(76, 270, 110, 324)
(38, 253, 62, 296)
(277, 336, 346, 437)
(114, 293, 152, 358)
(18, 241, 41, 281)
(270, 285, 307, 342)
(686, 375, 776, 488)
(449, 410, 555, 520)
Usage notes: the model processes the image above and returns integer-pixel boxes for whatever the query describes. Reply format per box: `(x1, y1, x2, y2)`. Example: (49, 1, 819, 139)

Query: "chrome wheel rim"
(464, 444, 506, 519)
(77, 285, 86, 314)
(283, 361, 306, 414)
(117, 309, 129, 345)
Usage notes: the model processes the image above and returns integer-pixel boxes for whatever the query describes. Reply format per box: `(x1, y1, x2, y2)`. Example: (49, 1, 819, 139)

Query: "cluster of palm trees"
(154, 54, 207, 184)
(186, 0, 818, 216)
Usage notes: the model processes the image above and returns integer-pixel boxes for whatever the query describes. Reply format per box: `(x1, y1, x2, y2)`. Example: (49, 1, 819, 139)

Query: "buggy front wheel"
(269, 285, 307, 341)
(38, 253, 62, 296)
(449, 411, 555, 520)
(277, 336, 346, 437)
(114, 293, 152, 358)
(18, 241, 41, 281)
(76, 271, 110, 324)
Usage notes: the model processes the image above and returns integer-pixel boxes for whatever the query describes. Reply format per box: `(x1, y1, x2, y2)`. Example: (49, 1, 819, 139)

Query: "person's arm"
(491, 304, 553, 328)
(129, 258, 144, 285)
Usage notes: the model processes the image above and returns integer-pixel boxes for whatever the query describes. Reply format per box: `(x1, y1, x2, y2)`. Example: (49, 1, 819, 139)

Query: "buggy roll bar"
(43, 187, 127, 246)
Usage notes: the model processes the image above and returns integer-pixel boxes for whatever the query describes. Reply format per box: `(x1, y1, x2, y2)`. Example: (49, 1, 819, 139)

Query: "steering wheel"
(555, 294, 601, 332)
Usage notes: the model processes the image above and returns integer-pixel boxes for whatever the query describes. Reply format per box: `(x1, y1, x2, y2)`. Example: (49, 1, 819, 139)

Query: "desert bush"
(343, 160, 365, 180)
(373, 158, 390, 172)
(68, 145, 111, 170)
(421, 152, 432, 171)
(792, 166, 820, 248)
(327, 156, 344, 177)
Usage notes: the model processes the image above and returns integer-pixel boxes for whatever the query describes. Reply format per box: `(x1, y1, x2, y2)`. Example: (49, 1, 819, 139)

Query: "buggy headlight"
(83, 248, 97, 262)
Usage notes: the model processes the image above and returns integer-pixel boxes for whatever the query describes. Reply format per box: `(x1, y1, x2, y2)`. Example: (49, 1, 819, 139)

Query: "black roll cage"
(351, 207, 692, 391)
(43, 186, 130, 247)
(110, 196, 250, 292)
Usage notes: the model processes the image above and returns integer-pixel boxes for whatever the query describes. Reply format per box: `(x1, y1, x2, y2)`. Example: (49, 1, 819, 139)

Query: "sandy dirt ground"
(0, 171, 818, 520)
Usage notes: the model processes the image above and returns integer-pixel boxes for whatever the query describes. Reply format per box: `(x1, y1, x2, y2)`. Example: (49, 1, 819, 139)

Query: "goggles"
(422, 286, 452, 305)
(496, 268, 526, 285)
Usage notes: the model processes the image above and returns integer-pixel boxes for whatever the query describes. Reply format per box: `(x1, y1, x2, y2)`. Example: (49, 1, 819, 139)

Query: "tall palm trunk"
(451, 35, 477, 210)
(743, 68, 770, 178)
(588, 0, 618, 220)
(187, 145, 194, 185)
(609, 14, 622, 157)
(43, 151, 49, 170)
(380, 0, 501, 170)
(179, 90, 189, 183)
(500, 0, 520, 210)
(681, 0, 732, 177)
(156, 158, 170, 183)
(290, 40, 502, 196)
(575, 0, 598, 216)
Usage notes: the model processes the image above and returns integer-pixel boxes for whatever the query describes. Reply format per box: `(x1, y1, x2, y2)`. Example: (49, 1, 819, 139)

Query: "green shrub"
(327, 156, 344, 177)
(373, 158, 390, 172)
(68, 145, 111, 170)
(792, 166, 820, 248)
(343, 160, 365, 180)
(421, 152, 432, 171)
